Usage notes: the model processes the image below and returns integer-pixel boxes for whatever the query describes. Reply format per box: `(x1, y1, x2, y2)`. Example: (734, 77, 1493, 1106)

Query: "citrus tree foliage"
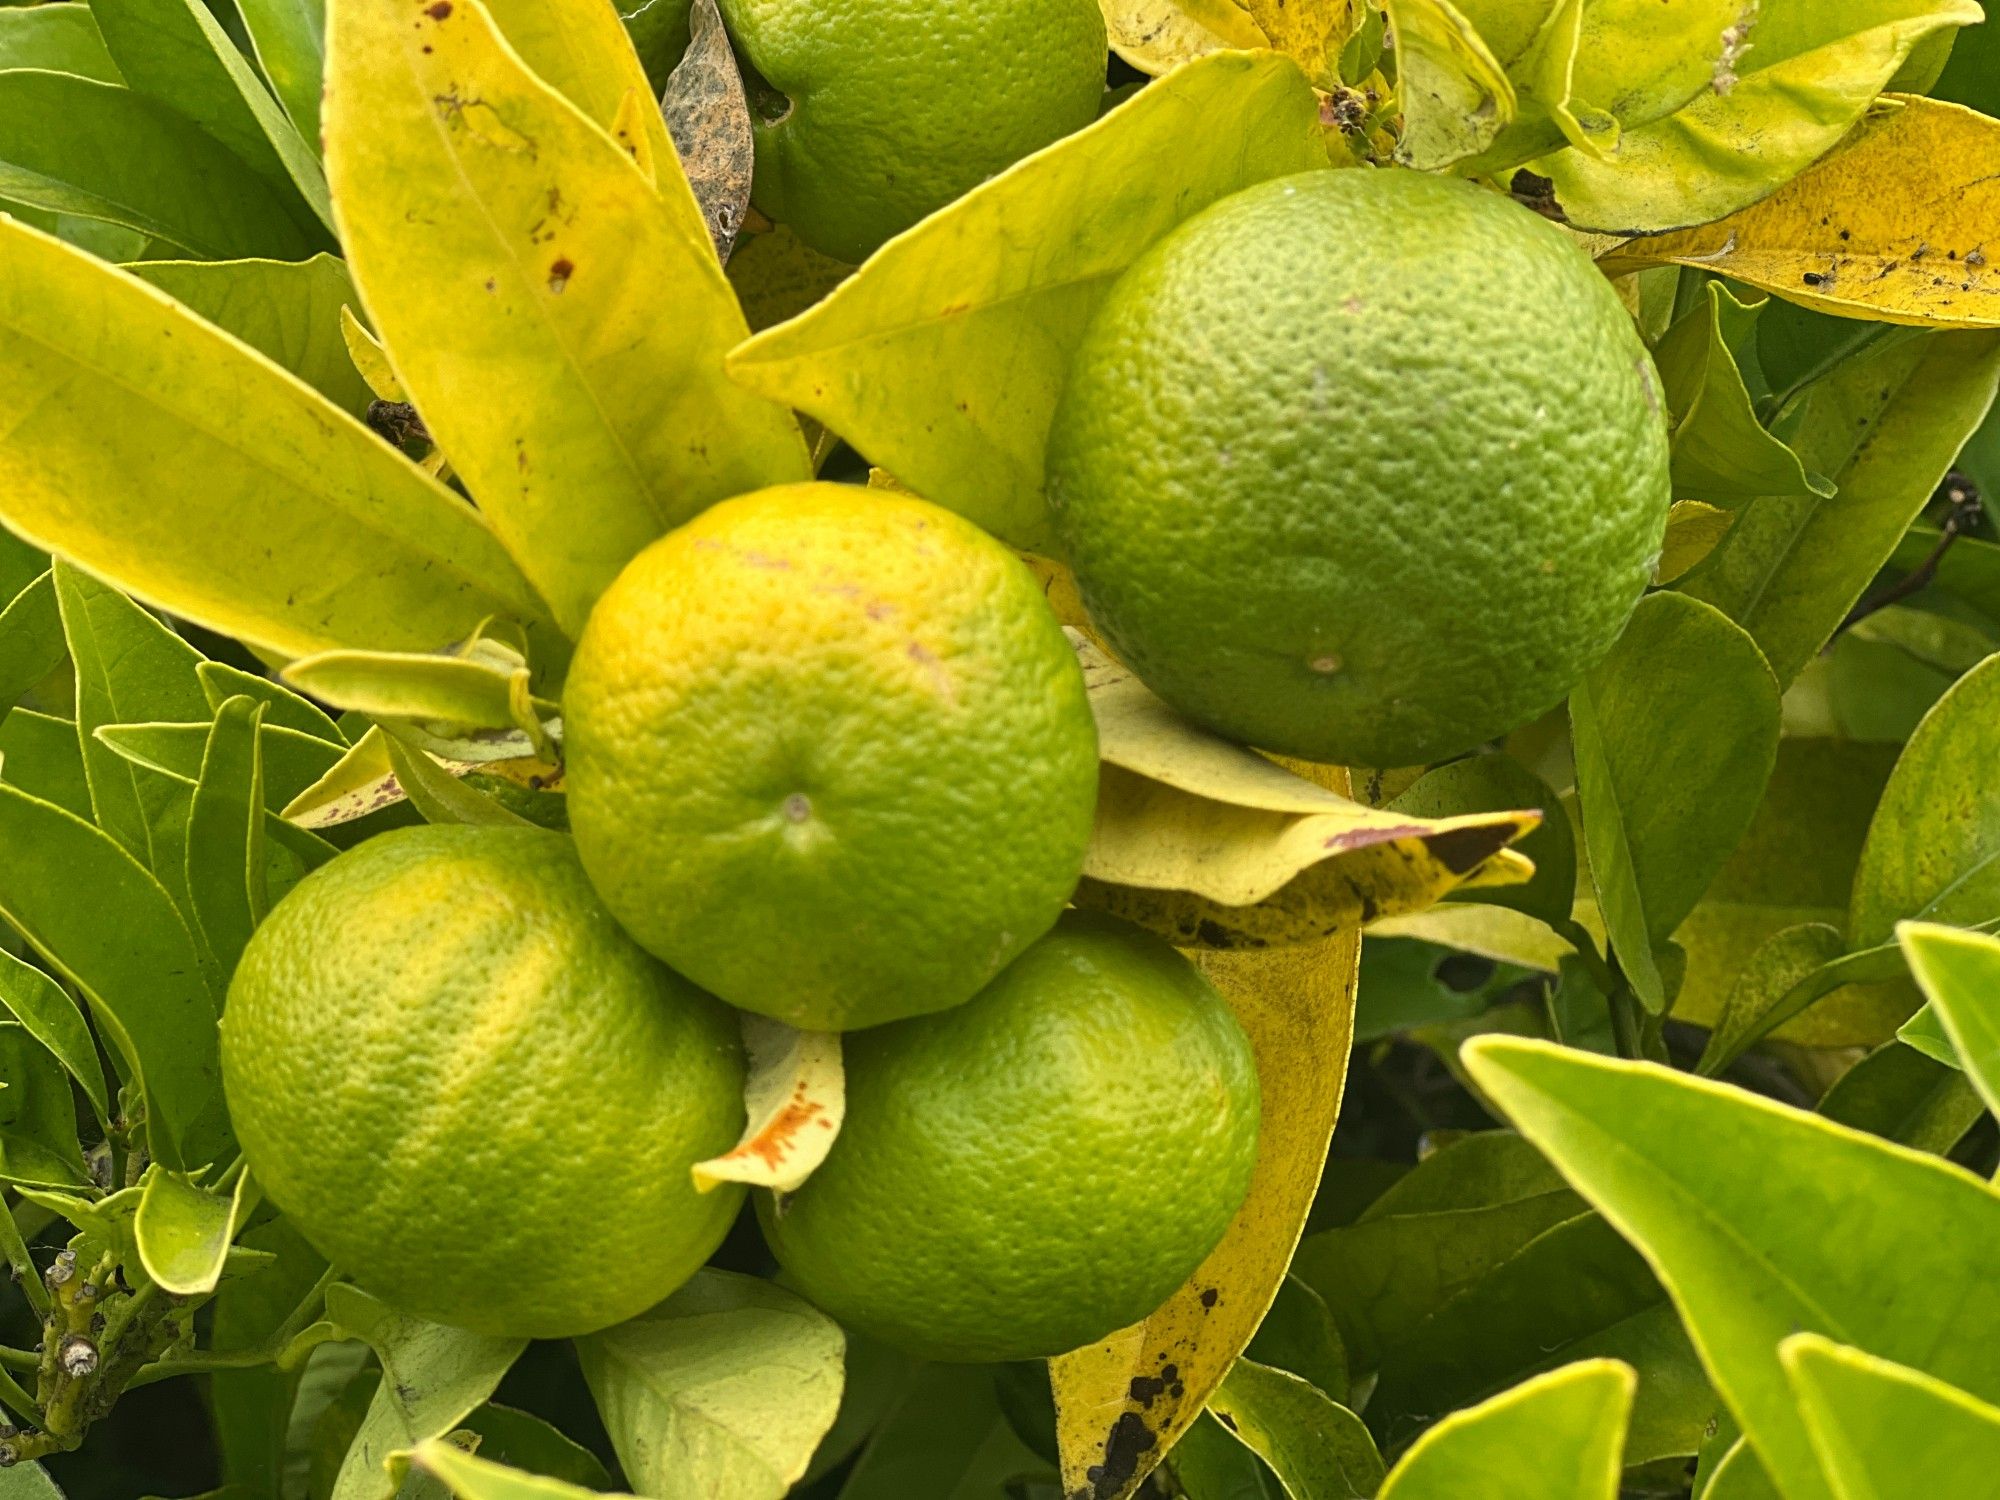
(0, 0, 1990, 1497)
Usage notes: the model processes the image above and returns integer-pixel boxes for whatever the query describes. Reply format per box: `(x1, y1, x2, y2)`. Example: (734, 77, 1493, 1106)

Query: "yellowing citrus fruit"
(717, 0, 1107, 263)
(563, 482, 1100, 1032)
(221, 825, 745, 1338)
(760, 911, 1260, 1362)
(1047, 169, 1672, 769)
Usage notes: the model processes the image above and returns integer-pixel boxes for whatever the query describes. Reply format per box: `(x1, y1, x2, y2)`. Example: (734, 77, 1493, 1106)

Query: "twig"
(1841, 472, 1983, 632)
(0, 1366, 36, 1426)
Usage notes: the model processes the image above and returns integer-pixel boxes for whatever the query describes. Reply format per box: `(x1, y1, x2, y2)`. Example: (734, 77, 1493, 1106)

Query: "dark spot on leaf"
(426, 1, 451, 16)
(1199, 1288, 1219, 1308)
(1083, 1412, 1158, 1496)
(1802, 272, 1825, 286)
(1423, 824, 1514, 875)
(1128, 1373, 1167, 1408)
(548, 257, 574, 293)
(1214, 1410, 1239, 1432)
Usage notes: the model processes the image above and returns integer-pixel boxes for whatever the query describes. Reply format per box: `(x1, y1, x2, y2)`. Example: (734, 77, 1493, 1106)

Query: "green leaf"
(1705, 1439, 1783, 1500)
(1368, 1213, 1711, 1468)
(0, 73, 316, 258)
(1290, 1132, 1581, 1375)
(1849, 656, 2000, 948)
(1244, 1275, 1348, 1407)
(1681, 330, 2000, 687)
(95, 719, 344, 812)
(56, 562, 208, 881)
(1569, 592, 1780, 1009)
(210, 1215, 328, 1495)
(1816, 1039, 1983, 1157)
(325, 1283, 526, 1500)
(1900, 922, 2000, 1119)
(1170, 1413, 1283, 1500)
(1375, 1361, 1634, 1500)
(0, 215, 556, 662)
(727, 50, 1328, 552)
(1783, 1334, 2000, 1499)
(89, 0, 333, 233)
(0, 571, 69, 714)
(1899, 1003, 1958, 1069)
(1654, 283, 1829, 506)
(1533, 0, 1982, 233)
(184, 697, 270, 979)
(0, 780, 222, 1169)
(0, 946, 106, 1130)
(1694, 921, 1849, 1075)
(380, 733, 535, 830)
(0, 1021, 90, 1187)
(575, 1268, 845, 1500)
(235, 0, 325, 141)
(322, 0, 807, 637)
(1385, 0, 1515, 172)
(134, 1162, 256, 1296)
(1206, 1358, 1384, 1500)
(0, 710, 92, 819)
(394, 1443, 624, 1500)
(1461, 1036, 2000, 1500)
(0, 4, 122, 80)
(834, 1364, 1056, 1500)
(125, 256, 375, 417)
(1389, 754, 1575, 930)
(451, 1408, 610, 1490)
(283, 648, 530, 733)
(197, 660, 346, 745)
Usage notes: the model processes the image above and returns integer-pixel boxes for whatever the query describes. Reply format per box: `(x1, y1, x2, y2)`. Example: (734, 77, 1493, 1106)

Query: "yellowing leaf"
(1657, 501, 1733, 584)
(727, 51, 1328, 552)
(1598, 97, 2000, 328)
(0, 214, 553, 663)
(1386, 0, 1516, 171)
(725, 223, 852, 333)
(340, 303, 405, 402)
(1097, 0, 1269, 75)
(324, 0, 808, 637)
(1237, 0, 1352, 82)
(693, 1015, 844, 1195)
(1072, 638, 1537, 947)
(1052, 790, 1361, 1500)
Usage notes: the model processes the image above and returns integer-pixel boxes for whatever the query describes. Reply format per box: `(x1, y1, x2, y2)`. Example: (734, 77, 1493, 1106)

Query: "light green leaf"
(1291, 1132, 1581, 1374)
(0, 214, 556, 663)
(184, 697, 270, 979)
(326, 1283, 526, 1500)
(1535, 0, 1982, 232)
(126, 256, 375, 417)
(1376, 1360, 1634, 1500)
(1849, 656, 2000, 948)
(381, 733, 536, 830)
(1817, 1038, 1983, 1156)
(1705, 1438, 1784, 1500)
(394, 1442, 628, 1500)
(0, 710, 91, 819)
(575, 1269, 845, 1500)
(0, 4, 122, 80)
(1899, 1003, 1958, 1069)
(322, 0, 807, 636)
(0, 946, 106, 1130)
(1900, 922, 2000, 1120)
(235, 0, 325, 142)
(283, 647, 531, 733)
(0, 570, 68, 711)
(1389, 753, 1574, 930)
(1694, 922, 1849, 1075)
(1654, 282, 1830, 505)
(0, 1463, 62, 1499)
(1386, 0, 1515, 171)
(197, 659, 346, 745)
(134, 1163, 257, 1296)
(1461, 1037, 2000, 1500)
(0, 781, 224, 1169)
(1681, 329, 2000, 687)
(96, 719, 344, 812)
(1369, 1213, 1711, 1468)
(0, 1021, 90, 1188)
(1783, 1334, 2000, 1500)
(55, 561, 208, 886)
(90, 0, 333, 232)
(1206, 1359, 1384, 1500)
(1569, 592, 1780, 1009)
(727, 50, 1328, 552)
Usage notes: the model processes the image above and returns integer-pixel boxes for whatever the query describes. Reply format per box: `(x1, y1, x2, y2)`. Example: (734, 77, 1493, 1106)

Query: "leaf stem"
(0, 1346, 39, 1373)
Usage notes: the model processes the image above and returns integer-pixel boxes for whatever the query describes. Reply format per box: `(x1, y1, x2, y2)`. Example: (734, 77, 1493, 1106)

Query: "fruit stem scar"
(1309, 654, 1343, 674)
(783, 793, 813, 823)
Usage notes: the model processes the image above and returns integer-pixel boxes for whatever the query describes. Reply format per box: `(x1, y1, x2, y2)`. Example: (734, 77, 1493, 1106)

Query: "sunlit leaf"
(1783, 1334, 2000, 1498)
(1205, 1359, 1383, 1499)
(692, 1016, 844, 1195)
(1096, 0, 1267, 74)
(236, 0, 326, 141)
(1375, 1360, 1634, 1500)
(1387, 0, 1515, 170)
(134, 1163, 257, 1296)
(1900, 922, 2000, 1122)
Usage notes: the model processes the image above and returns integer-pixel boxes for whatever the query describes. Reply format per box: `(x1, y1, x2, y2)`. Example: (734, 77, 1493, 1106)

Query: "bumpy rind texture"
(1047, 168, 1672, 769)
(221, 825, 745, 1339)
(718, 0, 1107, 263)
(761, 911, 1261, 1362)
(564, 482, 1100, 1032)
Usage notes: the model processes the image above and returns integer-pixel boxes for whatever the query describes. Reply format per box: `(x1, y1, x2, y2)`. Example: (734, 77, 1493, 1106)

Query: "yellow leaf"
(1237, 0, 1353, 83)
(726, 51, 1328, 552)
(339, 304, 405, 402)
(1656, 499, 1735, 583)
(1597, 96, 2000, 329)
(1386, 0, 1516, 170)
(1097, 0, 1269, 75)
(1072, 637, 1537, 946)
(1052, 767, 1360, 1500)
(323, 0, 809, 637)
(692, 1016, 844, 1196)
(725, 223, 853, 333)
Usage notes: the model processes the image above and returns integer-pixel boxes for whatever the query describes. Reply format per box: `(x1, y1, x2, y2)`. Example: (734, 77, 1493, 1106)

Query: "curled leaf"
(1599, 96, 2000, 328)
(692, 1015, 844, 1196)
(1097, 0, 1268, 74)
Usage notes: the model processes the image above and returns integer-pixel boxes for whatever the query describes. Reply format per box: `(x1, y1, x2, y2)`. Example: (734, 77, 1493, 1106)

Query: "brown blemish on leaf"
(743, 1083, 825, 1170)
(426, 0, 452, 16)
(547, 258, 574, 293)
(1079, 1412, 1159, 1499)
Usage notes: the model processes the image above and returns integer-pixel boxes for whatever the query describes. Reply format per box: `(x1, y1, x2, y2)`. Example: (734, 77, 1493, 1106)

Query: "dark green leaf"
(0, 709, 90, 818)
(836, 1364, 1056, 1500)
(1245, 1275, 1348, 1406)
(184, 696, 269, 979)
(0, 571, 67, 713)
(236, 0, 325, 141)
(0, 945, 104, 1129)
(0, 1020, 89, 1187)
(1206, 1359, 1383, 1500)
(0, 3, 120, 81)
(1816, 1039, 1984, 1157)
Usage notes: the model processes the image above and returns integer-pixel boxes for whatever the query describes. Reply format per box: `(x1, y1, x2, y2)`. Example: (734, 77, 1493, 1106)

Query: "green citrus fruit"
(717, 0, 1107, 263)
(563, 482, 1099, 1032)
(1046, 168, 1672, 769)
(221, 825, 745, 1338)
(759, 911, 1260, 1361)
